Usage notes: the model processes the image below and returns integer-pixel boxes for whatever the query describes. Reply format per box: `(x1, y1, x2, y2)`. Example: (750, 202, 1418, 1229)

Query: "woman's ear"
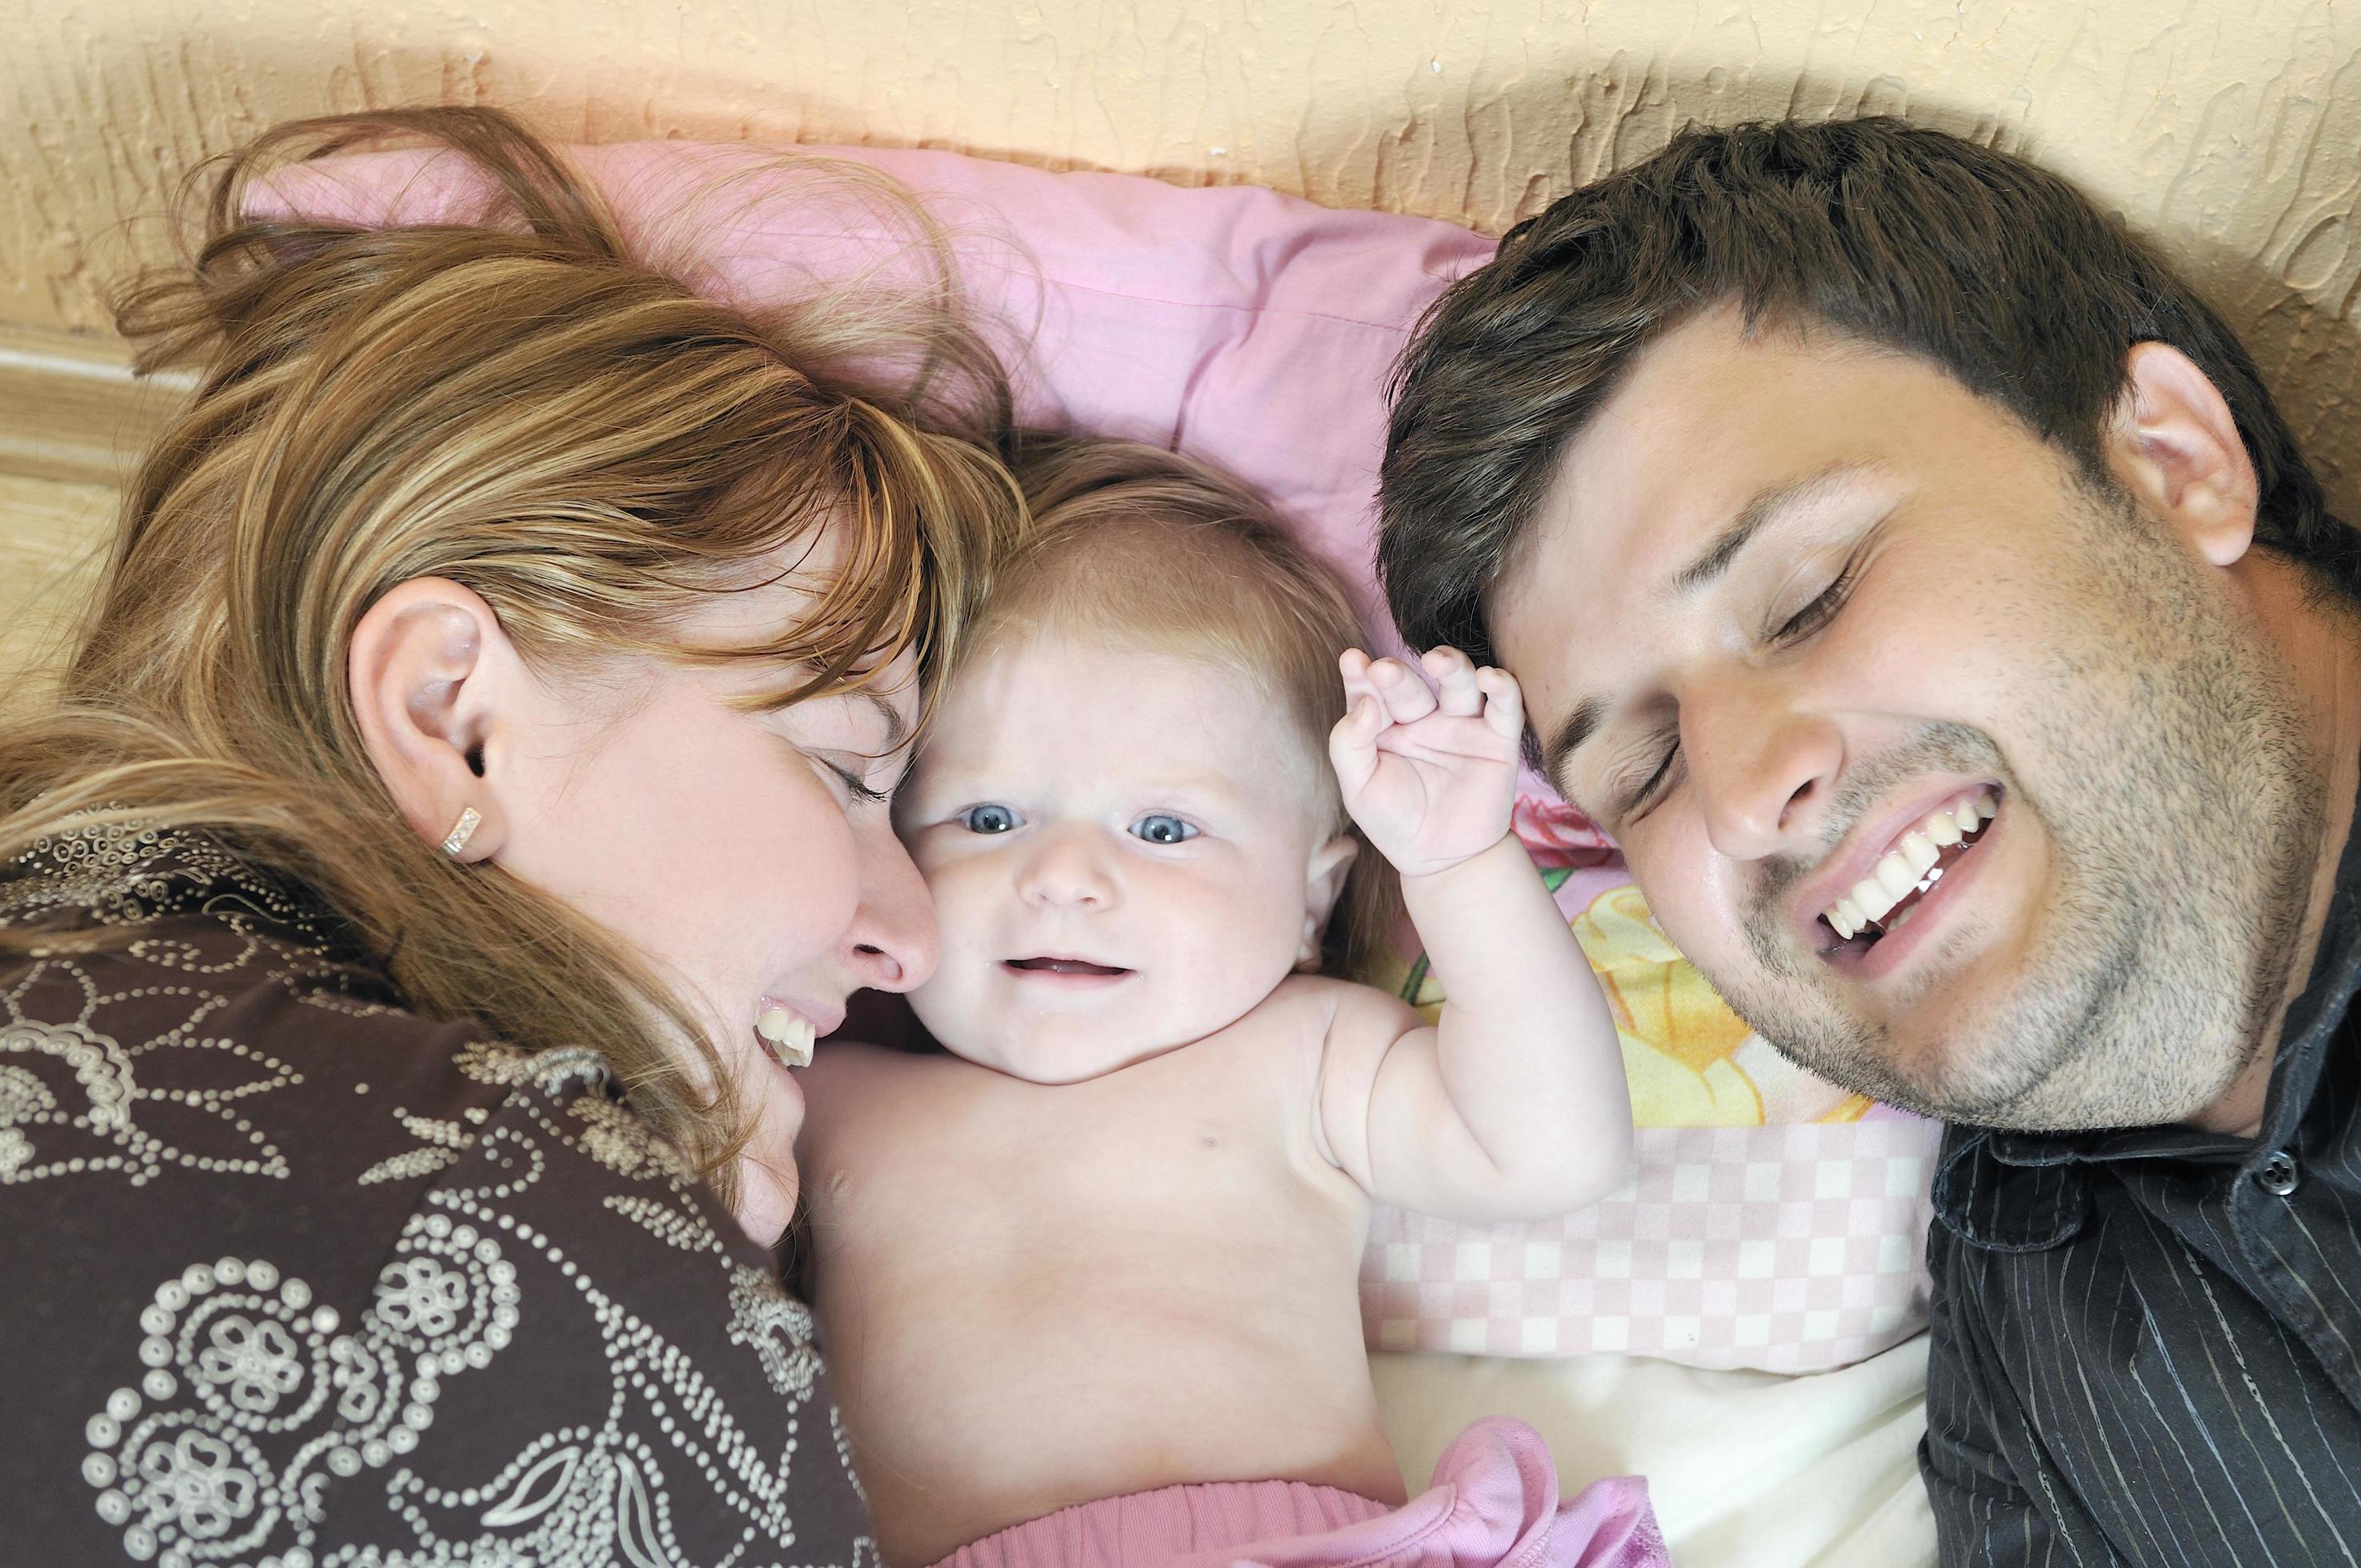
(2104, 342, 2260, 568)
(347, 578, 520, 862)
(1295, 832, 1362, 973)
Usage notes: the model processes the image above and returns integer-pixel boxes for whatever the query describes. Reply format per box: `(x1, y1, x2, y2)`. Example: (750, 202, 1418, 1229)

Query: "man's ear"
(347, 578, 518, 863)
(2104, 342, 2260, 568)
(1295, 832, 1362, 973)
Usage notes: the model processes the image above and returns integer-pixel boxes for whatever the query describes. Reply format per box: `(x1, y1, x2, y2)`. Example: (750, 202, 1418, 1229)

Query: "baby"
(795, 441, 1664, 1568)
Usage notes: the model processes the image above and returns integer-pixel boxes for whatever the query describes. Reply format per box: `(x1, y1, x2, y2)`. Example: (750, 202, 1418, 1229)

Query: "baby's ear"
(1295, 833, 1362, 972)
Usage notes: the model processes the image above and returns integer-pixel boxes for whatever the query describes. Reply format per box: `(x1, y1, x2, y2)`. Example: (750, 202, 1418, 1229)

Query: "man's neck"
(2187, 557, 2361, 1138)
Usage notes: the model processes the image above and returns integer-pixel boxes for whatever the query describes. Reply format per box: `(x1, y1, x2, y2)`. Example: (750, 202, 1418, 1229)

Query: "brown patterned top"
(0, 818, 875, 1566)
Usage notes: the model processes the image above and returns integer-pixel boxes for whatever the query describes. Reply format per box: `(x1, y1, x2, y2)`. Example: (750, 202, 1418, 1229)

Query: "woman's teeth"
(756, 1007, 817, 1068)
(1825, 791, 1997, 941)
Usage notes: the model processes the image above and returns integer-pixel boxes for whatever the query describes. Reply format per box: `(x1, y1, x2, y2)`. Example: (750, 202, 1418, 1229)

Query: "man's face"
(1488, 305, 2323, 1130)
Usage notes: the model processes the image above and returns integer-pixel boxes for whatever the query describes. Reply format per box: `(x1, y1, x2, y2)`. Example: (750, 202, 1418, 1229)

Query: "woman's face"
(487, 554, 937, 1246)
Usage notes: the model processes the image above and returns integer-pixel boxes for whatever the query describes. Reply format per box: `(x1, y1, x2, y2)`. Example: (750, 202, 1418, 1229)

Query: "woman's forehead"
(675, 530, 846, 646)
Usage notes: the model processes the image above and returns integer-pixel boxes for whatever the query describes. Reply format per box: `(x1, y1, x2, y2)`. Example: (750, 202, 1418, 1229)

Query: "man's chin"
(1767, 1006, 2241, 1134)
(1747, 1000, 2079, 1129)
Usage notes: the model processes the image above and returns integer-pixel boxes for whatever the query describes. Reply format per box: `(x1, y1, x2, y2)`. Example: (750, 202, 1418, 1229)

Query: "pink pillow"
(266, 138, 1932, 1373)
(259, 141, 1490, 662)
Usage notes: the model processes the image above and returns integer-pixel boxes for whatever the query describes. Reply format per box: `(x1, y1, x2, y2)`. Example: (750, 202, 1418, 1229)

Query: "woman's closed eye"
(824, 760, 890, 806)
(1130, 813, 1195, 845)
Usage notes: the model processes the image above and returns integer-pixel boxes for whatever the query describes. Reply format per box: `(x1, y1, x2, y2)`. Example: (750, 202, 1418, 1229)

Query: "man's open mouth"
(1005, 957, 1132, 977)
(1821, 789, 1998, 949)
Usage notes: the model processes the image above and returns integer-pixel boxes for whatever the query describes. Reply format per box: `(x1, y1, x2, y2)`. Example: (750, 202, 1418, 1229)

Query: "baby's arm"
(1319, 647, 1633, 1224)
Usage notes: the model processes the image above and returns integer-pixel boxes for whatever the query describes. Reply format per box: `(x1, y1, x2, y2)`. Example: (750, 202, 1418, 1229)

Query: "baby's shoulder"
(1206, 973, 1342, 1053)
(795, 1042, 982, 1138)
(1201, 974, 1422, 1082)
(801, 1037, 946, 1082)
(1259, 972, 1426, 1050)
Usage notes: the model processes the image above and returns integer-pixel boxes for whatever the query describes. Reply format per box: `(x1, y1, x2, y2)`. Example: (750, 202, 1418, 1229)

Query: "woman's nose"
(1017, 828, 1117, 910)
(843, 817, 938, 993)
(1683, 678, 1843, 864)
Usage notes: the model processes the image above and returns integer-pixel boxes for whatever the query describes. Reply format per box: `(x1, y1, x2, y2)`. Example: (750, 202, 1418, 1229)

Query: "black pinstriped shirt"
(1921, 795, 2361, 1564)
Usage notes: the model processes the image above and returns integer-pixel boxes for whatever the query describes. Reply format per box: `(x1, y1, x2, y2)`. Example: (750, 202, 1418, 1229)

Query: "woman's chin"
(730, 1146, 802, 1248)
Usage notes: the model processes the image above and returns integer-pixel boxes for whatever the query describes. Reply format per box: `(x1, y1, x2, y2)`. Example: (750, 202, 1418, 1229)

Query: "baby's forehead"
(924, 633, 1319, 774)
(946, 631, 1280, 726)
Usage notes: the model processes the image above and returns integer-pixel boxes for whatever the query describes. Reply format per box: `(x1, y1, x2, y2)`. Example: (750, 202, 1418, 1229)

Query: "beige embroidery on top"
(4, 822, 874, 1566)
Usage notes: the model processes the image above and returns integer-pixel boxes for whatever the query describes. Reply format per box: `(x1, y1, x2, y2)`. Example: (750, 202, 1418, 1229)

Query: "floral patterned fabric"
(0, 821, 874, 1566)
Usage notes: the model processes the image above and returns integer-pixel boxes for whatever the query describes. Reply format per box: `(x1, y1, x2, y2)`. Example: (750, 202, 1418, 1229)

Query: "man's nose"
(1683, 677, 1842, 863)
(843, 815, 939, 993)
(1018, 827, 1117, 910)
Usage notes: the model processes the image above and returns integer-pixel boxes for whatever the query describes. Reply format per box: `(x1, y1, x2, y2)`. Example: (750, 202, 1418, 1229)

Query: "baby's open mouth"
(1005, 957, 1132, 977)
(1821, 789, 1999, 950)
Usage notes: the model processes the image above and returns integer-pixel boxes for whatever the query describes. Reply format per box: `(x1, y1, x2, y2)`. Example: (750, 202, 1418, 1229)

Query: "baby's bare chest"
(802, 1014, 1404, 1561)
(811, 1014, 1363, 1290)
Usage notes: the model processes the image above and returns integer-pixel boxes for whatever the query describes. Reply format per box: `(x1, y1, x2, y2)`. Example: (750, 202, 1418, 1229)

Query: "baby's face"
(895, 633, 1349, 1082)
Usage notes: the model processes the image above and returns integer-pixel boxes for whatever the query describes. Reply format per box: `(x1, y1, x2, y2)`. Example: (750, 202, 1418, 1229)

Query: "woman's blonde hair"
(0, 108, 1026, 1197)
(985, 437, 1399, 978)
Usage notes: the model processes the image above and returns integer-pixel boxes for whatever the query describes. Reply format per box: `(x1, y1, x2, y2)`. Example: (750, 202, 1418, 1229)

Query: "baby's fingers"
(1338, 648, 1387, 718)
(1477, 666, 1526, 741)
(1327, 694, 1385, 798)
(1365, 656, 1439, 726)
(1423, 646, 1483, 718)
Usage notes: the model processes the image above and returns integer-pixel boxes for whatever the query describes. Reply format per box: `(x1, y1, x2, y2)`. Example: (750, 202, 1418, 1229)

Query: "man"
(1379, 118, 2361, 1562)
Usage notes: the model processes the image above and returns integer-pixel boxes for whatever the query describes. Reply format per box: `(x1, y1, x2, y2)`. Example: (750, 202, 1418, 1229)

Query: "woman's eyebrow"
(858, 690, 910, 751)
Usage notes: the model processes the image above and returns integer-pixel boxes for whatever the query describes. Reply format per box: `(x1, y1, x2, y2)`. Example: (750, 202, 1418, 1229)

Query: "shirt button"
(2256, 1150, 2301, 1198)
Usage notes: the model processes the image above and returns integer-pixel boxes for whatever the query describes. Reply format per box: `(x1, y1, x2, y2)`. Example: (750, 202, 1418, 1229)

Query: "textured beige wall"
(6, 0, 2361, 507)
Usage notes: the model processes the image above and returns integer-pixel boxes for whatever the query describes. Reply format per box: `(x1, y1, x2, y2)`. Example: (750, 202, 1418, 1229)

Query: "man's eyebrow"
(1664, 461, 1873, 601)
(1540, 461, 1877, 794)
(1540, 697, 1607, 802)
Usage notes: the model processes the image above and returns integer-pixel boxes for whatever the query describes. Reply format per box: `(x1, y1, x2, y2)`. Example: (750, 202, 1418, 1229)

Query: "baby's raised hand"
(1330, 647, 1523, 880)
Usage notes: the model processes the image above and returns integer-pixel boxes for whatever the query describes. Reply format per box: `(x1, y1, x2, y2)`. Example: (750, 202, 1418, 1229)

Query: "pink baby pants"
(931, 1417, 1667, 1568)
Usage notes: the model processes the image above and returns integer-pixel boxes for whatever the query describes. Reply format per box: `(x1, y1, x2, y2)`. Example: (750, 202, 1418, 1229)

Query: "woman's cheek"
(732, 794, 866, 971)
(790, 826, 869, 957)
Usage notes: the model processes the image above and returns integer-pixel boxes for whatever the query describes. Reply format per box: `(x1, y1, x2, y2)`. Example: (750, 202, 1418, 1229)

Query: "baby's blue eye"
(1132, 814, 1195, 845)
(961, 803, 1018, 834)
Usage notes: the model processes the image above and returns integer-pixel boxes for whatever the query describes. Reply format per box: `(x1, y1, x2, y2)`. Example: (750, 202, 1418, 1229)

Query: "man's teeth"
(756, 1007, 817, 1068)
(1825, 792, 1997, 940)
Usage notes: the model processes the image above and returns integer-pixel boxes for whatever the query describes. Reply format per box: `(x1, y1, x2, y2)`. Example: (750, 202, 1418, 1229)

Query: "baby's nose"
(1018, 832, 1117, 909)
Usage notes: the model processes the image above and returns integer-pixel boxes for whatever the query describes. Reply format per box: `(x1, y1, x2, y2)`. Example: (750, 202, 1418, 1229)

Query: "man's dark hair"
(1380, 117, 2356, 661)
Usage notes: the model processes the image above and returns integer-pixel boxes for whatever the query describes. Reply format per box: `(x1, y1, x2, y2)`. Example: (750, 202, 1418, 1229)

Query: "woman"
(0, 107, 1023, 1565)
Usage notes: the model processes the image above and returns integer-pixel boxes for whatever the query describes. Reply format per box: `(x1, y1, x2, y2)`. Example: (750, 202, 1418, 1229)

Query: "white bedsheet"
(1371, 1334, 1936, 1567)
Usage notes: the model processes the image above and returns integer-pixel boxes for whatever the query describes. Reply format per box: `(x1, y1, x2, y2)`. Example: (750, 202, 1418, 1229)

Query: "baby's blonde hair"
(981, 438, 1399, 978)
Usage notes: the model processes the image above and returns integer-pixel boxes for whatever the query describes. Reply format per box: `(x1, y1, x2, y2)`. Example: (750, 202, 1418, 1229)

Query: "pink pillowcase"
(266, 138, 1932, 1373)
(259, 141, 1489, 663)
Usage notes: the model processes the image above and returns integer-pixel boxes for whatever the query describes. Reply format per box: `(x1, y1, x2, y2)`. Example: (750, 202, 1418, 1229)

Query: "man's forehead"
(1484, 318, 1747, 674)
